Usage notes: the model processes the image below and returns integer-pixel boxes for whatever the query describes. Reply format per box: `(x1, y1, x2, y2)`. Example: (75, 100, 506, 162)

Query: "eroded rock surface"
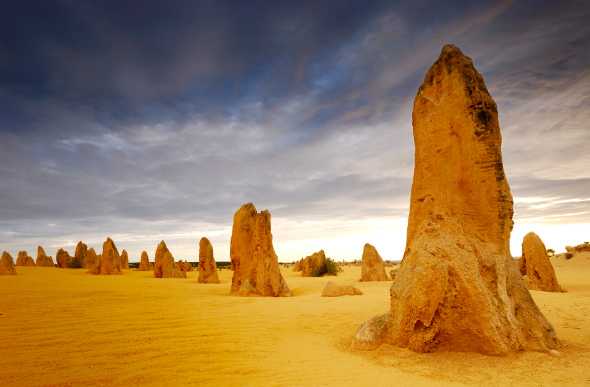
(36, 246, 55, 267)
(88, 238, 122, 275)
(360, 244, 388, 281)
(154, 241, 186, 278)
(56, 249, 72, 268)
(84, 248, 98, 269)
(321, 281, 363, 297)
(518, 232, 565, 292)
(301, 250, 327, 277)
(121, 249, 130, 270)
(292, 259, 303, 272)
(198, 237, 219, 284)
(351, 45, 559, 355)
(0, 251, 17, 275)
(138, 251, 151, 271)
(230, 203, 292, 296)
(16, 251, 35, 266)
(74, 242, 87, 267)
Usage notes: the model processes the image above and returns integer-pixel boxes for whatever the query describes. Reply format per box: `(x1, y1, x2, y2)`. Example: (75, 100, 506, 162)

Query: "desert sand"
(1, 256, 589, 386)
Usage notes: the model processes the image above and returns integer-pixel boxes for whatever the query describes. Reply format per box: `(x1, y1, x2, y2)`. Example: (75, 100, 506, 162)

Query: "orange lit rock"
(518, 232, 565, 292)
(292, 259, 303, 272)
(89, 238, 122, 275)
(321, 281, 363, 297)
(301, 250, 327, 277)
(198, 237, 219, 284)
(184, 261, 193, 272)
(360, 244, 388, 281)
(56, 249, 72, 268)
(351, 44, 559, 355)
(16, 251, 35, 266)
(230, 203, 292, 296)
(84, 248, 98, 269)
(154, 241, 186, 278)
(176, 260, 188, 277)
(0, 251, 17, 275)
(35, 246, 55, 267)
(121, 249, 129, 270)
(138, 251, 150, 271)
(74, 242, 87, 267)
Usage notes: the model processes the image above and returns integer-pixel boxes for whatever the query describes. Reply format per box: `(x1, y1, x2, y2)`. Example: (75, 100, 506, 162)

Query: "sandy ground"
(1, 256, 590, 386)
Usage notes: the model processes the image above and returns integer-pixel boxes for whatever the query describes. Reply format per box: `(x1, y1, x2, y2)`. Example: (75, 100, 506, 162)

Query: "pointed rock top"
(441, 44, 462, 55)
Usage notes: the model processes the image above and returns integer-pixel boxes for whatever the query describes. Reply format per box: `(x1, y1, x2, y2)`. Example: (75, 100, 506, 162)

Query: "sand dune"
(1, 261, 590, 386)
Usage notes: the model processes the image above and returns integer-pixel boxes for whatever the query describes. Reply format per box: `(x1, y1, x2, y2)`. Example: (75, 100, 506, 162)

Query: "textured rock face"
(89, 238, 122, 275)
(121, 249, 129, 270)
(16, 251, 35, 266)
(84, 248, 98, 269)
(523, 275, 539, 291)
(138, 251, 151, 271)
(390, 269, 397, 281)
(74, 242, 87, 266)
(301, 250, 327, 277)
(351, 45, 559, 355)
(184, 261, 193, 272)
(518, 232, 564, 292)
(35, 246, 55, 267)
(154, 241, 186, 278)
(230, 203, 292, 296)
(360, 244, 388, 281)
(56, 249, 72, 268)
(292, 259, 302, 272)
(321, 281, 363, 297)
(0, 251, 17, 275)
(198, 237, 220, 284)
(176, 260, 188, 276)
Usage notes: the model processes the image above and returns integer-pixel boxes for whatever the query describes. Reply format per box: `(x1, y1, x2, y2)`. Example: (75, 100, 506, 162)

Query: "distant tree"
(546, 249, 555, 256)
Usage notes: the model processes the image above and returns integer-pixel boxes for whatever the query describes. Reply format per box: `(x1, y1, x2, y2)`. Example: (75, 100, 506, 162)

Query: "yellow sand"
(1, 258, 589, 386)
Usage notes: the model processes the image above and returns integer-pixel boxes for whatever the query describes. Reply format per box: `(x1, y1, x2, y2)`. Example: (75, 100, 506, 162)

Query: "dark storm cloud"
(0, 0, 388, 131)
(1, 0, 589, 260)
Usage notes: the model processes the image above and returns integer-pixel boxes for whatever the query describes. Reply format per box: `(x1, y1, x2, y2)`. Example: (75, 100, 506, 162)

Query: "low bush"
(565, 252, 574, 260)
(67, 258, 84, 268)
(310, 257, 343, 277)
(325, 257, 343, 276)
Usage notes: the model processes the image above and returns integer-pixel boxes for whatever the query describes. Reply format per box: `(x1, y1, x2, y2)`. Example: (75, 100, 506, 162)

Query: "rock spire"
(230, 203, 292, 296)
(518, 232, 565, 292)
(351, 45, 559, 355)
(198, 237, 220, 284)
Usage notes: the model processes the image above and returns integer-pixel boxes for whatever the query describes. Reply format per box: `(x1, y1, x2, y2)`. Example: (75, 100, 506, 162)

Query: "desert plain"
(1, 253, 589, 386)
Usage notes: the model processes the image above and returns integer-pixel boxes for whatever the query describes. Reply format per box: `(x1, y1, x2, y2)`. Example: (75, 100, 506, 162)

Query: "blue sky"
(1, 0, 589, 262)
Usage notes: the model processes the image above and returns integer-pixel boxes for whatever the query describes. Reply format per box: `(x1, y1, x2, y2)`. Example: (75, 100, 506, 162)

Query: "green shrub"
(325, 257, 343, 276)
(67, 258, 83, 268)
(310, 257, 343, 277)
(565, 252, 574, 260)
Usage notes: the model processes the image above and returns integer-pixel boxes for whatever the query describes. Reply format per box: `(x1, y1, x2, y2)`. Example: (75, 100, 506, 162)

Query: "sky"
(1, 0, 589, 263)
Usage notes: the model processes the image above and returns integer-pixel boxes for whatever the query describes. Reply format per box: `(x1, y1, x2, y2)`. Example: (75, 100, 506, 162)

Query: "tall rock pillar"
(351, 45, 559, 355)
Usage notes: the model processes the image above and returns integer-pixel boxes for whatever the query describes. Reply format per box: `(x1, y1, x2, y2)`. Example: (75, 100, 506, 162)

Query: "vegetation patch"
(67, 258, 84, 268)
(310, 257, 343, 277)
